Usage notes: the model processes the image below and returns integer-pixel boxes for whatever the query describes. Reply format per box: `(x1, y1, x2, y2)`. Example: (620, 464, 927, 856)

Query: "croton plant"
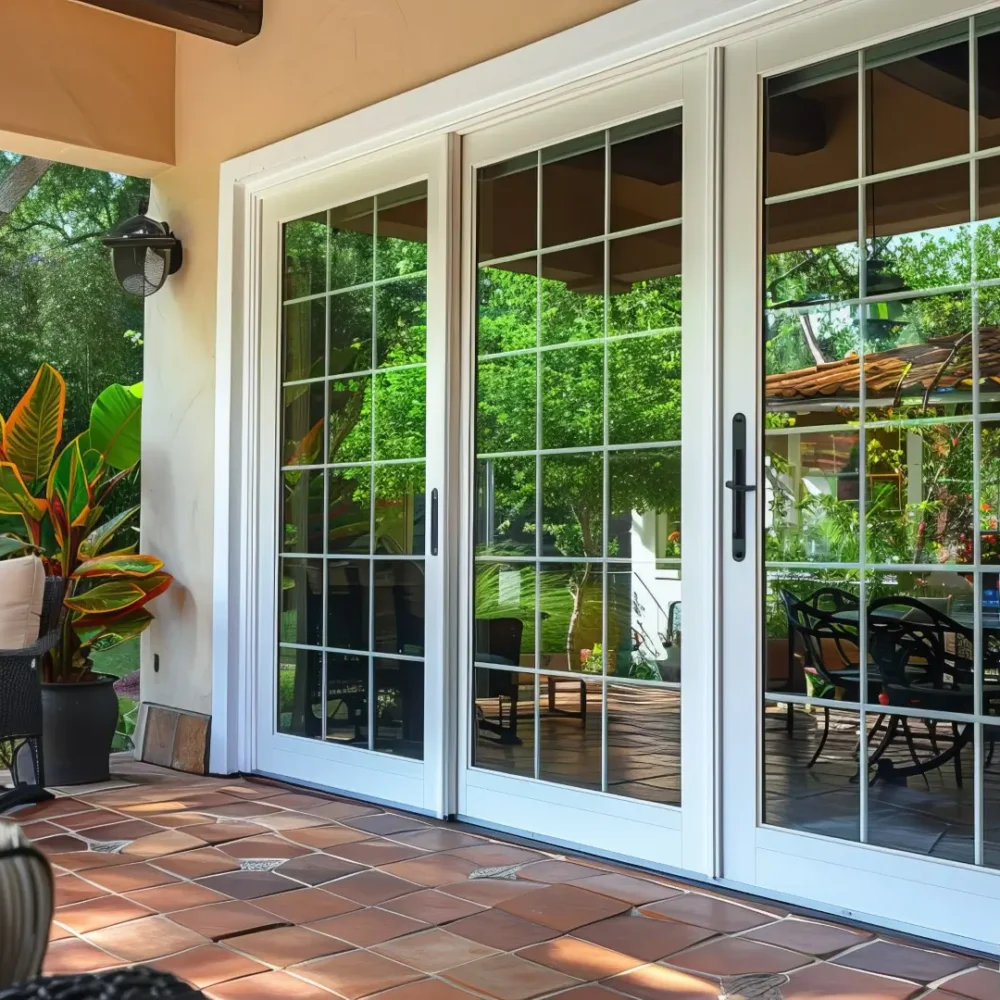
(0, 363, 172, 682)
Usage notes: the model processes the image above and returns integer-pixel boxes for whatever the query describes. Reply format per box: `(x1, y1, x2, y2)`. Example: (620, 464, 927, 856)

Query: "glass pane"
(610, 114, 682, 231)
(284, 212, 328, 299)
(475, 563, 537, 669)
(978, 17, 1000, 151)
(282, 469, 324, 555)
(866, 422, 973, 565)
(278, 647, 323, 738)
(475, 455, 536, 556)
(477, 154, 537, 263)
(766, 57, 859, 199)
(983, 722, 1000, 867)
(329, 375, 371, 465)
(373, 560, 425, 656)
(607, 683, 681, 805)
(538, 676, 602, 790)
(282, 381, 325, 467)
(608, 334, 680, 445)
(473, 667, 535, 777)
(280, 558, 324, 647)
(326, 652, 368, 746)
(608, 230, 682, 338)
(538, 562, 602, 675)
(866, 23, 969, 175)
(540, 245, 604, 346)
(374, 367, 426, 461)
(983, 430, 1000, 564)
(329, 198, 374, 291)
(976, 156, 1000, 283)
(328, 466, 371, 555)
(542, 134, 604, 248)
(765, 189, 860, 306)
(329, 289, 372, 378)
(983, 573, 1000, 721)
(376, 184, 427, 280)
(374, 658, 424, 759)
(477, 354, 537, 455)
(608, 449, 681, 561)
(377, 276, 426, 367)
(327, 559, 370, 652)
(374, 463, 425, 556)
(478, 267, 537, 356)
(865, 166, 971, 293)
(283, 298, 326, 383)
(867, 711, 975, 864)
(541, 452, 603, 558)
(763, 701, 861, 843)
(607, 562, 681, 682)
(541, 345, 604, 451)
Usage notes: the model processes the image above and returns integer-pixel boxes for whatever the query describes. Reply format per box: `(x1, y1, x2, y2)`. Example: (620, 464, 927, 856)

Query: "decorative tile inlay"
(721, 973, 788, 999)
(239, 859, 285, 872)
(85, 839, 131, 854)
(469, 864, 526, 880)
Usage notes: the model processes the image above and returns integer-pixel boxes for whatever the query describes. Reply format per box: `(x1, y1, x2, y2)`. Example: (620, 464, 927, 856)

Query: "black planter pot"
(40, 675, 119, 786)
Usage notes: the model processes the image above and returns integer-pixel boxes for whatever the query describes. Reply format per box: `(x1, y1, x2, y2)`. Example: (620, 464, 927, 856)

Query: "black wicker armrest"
(0, 968, 206, 998)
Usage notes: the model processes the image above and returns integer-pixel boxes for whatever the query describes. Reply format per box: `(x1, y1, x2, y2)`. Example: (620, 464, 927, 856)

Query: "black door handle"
(726, 413, 755, 562)
(430, 488, 439, 556)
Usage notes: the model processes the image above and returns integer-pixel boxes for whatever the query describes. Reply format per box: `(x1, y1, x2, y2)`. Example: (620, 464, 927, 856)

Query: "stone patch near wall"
(140, 705, 210, 775)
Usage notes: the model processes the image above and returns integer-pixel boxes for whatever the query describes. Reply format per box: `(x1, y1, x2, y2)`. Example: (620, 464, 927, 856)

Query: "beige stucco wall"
(0, 0, 174, 172)
(141, 0, 636, 717)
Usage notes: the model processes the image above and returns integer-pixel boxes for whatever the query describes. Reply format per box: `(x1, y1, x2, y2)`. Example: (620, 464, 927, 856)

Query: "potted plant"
(0, 364, 172, 785)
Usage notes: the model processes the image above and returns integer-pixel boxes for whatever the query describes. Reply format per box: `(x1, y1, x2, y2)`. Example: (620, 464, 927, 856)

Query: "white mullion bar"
(534, 148, 543, 783)
(856, 47, 870, 845)
(601, 129, 611, 796)
(475, 441, 680, 460)
(285, 361, 426, 392)
(282, 270, 430, 309)
(472, 660, 682, 692)
(478, 325, 681, 363)
(320, 207, 333, 744)
(368, 196, 379, 752)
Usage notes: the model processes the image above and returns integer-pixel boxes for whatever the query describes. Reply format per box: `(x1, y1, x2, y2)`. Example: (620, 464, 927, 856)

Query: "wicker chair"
(0, 577, 65, 814)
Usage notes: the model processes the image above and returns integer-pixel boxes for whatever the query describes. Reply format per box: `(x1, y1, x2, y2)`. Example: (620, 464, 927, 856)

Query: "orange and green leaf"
(72, 607, 154, 650)
(73, 554, 164, 579)
(63, 579, 147, 615)
(89, 382, 142, 471)
(3, 364, 65, 484)
(47, 436, 92, 529)
(0, 462, 47, 521)
(78, 506, 139, 559)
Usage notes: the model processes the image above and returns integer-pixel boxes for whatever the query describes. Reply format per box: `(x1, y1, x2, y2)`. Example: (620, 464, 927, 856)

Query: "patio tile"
(171, 900, 284, 940)
(47, 852, 135, 872)
(835, 941, 976, 984)
(122, 829, 208, 858)
(742, 916, 874, 956)
(345, 813, 430, 836)
(518, 860, 602, 884)
(154, 847, 242, 878)
(309, 801, 382, 822)
(77, 818, 162, 841)
(197, 869, 301, 900)
(36, 833, 90, 854)
(667, 936, 810, 976)
(548, 989, 630, 1000)
(938, 967, 1000, 1000)
(220, 784, 286, 800)
(48, 923, 73, 941)
(253, 887, 362, 922)
(783, 963, 921, 999)
(448, 908, 558, 950)
(450, 844, 546, 867)
(205, 970, 338, 999)
(152, 944, 270, 988)
(442, 953, 580, 999)
(444, 879, 546, 907)
(267, 792, 335, 810)
(126, 881, 228, 912)
(148, 812, 211, 828)
(327, 869, 422, 905)
(220, 834, 313, 860)
(42, 938, 119, 975)
(56, 809, 125, 831)
(185, 821, 271, 844)
(368, 982, 478, 999)
(84, 862, 180, 892)
(570, 873, 684, 906)
(54, 873, 108, 906)
(519, 937, 645, 979)
(284, 825, 374, 849)
(575, 914, 716, 962)
(328, 838, 428, 866)
(54, 895, 154, 933)
(381, 854, 479, 887)
(373, 927, 499, 973)
(277, 853, 365, 885)
(19, 820, 65, 839)
(497, 883, 630, 932)
(85, 914, 210, 962)
(390, 829, 486, 851)
(381, 888, 485, 925)
(17, 798, 95, 821)
(307, 907, 429, 946)
(203, 801, 284, 819)
(293, 950, 424, 998)
(605, 963, 719, 999)
(639, 893, 775, 933)
(227, 925, 352, 966)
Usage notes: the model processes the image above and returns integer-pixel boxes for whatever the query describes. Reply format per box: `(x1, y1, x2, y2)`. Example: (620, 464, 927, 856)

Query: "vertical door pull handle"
(430, 488, 439, 556)
(726, 413, 755, 562)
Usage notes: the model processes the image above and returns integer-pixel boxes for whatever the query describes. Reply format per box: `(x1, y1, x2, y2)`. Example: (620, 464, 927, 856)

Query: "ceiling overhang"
(72, 0, 262, 45)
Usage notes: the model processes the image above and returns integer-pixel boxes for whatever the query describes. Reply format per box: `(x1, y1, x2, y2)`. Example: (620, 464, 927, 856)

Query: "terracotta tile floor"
(5, 759, 999, 999)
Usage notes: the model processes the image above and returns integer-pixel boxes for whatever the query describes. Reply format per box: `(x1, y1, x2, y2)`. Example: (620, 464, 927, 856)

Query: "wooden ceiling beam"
(72, 0, 262, 46)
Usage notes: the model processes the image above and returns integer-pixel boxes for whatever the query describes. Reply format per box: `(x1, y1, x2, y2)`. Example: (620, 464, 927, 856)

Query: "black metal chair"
(0, 578, 65, 814)
(475, 617, 525, 745)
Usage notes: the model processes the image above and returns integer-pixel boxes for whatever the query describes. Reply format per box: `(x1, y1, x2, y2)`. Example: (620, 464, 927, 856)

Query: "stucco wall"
(141, 0, 637, 717)
(0, 0, 174, 172)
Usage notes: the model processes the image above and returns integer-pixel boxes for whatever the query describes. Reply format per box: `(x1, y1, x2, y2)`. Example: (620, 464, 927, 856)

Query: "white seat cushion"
(0, 555, 45, 649)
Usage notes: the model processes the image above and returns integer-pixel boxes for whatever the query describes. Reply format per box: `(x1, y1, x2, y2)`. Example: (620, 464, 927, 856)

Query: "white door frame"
(721, 0, 1000, 954)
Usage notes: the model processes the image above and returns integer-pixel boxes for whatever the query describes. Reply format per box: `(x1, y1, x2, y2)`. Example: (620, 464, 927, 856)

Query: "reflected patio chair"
(474, 617, 524, 745)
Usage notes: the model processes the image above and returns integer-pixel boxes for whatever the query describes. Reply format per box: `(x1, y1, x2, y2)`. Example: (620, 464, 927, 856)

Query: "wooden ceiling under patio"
(72, 0, 263, 45)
